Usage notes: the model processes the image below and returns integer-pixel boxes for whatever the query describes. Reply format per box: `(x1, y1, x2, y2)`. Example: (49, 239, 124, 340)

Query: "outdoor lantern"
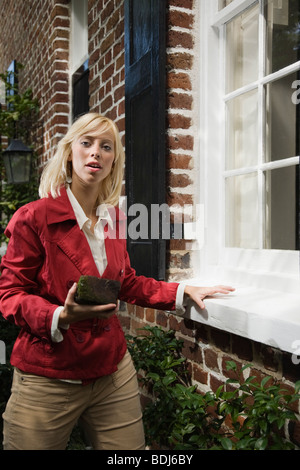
(2, 139, 33, 184)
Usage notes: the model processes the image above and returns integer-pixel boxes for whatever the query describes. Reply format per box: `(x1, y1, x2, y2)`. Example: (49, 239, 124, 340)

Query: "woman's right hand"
(58, 282, 118, 326)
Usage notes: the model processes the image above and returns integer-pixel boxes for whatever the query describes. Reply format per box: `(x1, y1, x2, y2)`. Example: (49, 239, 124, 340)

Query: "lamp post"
(2, 139, 33, 184)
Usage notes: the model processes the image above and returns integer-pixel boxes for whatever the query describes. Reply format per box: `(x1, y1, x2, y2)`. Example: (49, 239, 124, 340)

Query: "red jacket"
(0, 187, 179, 381)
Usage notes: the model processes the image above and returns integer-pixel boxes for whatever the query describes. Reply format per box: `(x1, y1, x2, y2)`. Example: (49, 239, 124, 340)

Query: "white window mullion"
(257, 0, 265, 249)
(224, 81, 259, 102)
(221, 23, 227, 252)
(212, 0, 258, 27)
(261, 156, 300, 171)
(261, 61, 300, 86)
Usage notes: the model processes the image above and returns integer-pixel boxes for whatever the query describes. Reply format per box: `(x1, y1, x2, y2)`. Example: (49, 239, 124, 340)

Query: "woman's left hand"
(184, 285, 235, 310)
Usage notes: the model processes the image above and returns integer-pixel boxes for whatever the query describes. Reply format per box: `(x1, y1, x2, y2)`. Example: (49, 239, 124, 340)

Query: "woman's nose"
(90, 144, 100, 157)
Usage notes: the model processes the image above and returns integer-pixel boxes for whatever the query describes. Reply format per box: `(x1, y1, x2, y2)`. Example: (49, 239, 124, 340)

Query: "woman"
(0, 112, 234, 450)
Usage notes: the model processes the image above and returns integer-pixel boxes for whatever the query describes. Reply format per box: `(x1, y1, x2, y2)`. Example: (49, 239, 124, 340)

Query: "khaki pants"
(2, 350, 145, 450)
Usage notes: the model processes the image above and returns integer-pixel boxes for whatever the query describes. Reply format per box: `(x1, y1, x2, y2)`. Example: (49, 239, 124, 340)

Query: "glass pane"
(226, 89, 258, 170)
(266, 0, 300, 75)
(71, 0, 88, 71)
(225, 173, 259, 248)
(3, 153, 31, 184)
(265, 72, 299, 162)
(226, 3, 259, 93)
(265, 165, 298, 249)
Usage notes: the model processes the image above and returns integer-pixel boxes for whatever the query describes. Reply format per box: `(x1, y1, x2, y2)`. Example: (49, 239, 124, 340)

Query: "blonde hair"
(39, 112, 125, 206)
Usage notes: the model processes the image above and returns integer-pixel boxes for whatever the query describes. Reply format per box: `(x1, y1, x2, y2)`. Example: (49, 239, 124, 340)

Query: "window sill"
(182, 280, 300, 355)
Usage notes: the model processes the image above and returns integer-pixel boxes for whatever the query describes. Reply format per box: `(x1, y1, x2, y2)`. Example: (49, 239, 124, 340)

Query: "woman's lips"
(86, 162, 102, 172)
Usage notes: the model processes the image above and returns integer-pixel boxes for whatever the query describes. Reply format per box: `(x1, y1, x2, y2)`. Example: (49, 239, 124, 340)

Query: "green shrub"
(127, 325, 300, 450)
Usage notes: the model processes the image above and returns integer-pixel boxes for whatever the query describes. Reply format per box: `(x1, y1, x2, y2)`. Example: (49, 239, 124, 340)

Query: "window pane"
(226, 89, 258, 170)
(265, 72, 299, 162)
(226, 3, 259, 93)
(265, 165, 299, 249)
(225, 173, 259, 248)
(266, 0, 300, 75)
(71, 0, 88, 72)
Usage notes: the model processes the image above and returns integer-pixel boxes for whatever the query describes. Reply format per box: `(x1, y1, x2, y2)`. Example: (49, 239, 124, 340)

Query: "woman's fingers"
(210, 285, 235, 295)
(184, 284, 235, 310)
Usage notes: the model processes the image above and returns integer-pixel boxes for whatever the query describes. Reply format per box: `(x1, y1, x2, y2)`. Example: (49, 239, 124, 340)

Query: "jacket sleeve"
(0, 206, 58, 340)
(119, 247, 179, 311)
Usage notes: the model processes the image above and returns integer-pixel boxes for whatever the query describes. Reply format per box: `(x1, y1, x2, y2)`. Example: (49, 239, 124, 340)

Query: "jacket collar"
(45, 185, 127, 227)
(45, 186, 77, 225)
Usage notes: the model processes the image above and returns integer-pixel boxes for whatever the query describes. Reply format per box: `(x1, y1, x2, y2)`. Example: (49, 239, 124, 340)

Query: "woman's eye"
(81, 140, 90, 147)
(102, 144, 112, 151)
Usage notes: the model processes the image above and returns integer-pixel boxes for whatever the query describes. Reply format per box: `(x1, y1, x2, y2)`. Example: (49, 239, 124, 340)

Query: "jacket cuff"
(175, 282, 187, 316)
(51, 306, 69, 342)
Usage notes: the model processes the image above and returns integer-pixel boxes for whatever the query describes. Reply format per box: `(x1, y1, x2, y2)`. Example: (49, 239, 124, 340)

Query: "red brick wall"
(0, 0, 70, 165)
(166, 0, 195, 282)
(88, 0, 125, 140)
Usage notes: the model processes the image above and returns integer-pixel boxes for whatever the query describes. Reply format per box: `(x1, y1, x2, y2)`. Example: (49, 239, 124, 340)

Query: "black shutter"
(125, 0, 166, 279)
(72, 60, 89, 121)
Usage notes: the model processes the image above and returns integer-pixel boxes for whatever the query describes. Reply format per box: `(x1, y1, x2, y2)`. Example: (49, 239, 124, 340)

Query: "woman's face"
(69, 126, 115, 189)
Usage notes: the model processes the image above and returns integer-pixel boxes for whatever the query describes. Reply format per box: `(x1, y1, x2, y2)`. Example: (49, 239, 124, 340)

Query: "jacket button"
(76, 333, 85, 343)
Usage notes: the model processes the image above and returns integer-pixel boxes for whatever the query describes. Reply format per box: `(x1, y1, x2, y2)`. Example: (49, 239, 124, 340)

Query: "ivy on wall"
(0, 63, 40, 242)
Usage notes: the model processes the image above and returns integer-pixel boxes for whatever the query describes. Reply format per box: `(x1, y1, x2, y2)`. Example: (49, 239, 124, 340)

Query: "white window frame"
(184, 0, 300, 355)
(70, 0, 88, 75)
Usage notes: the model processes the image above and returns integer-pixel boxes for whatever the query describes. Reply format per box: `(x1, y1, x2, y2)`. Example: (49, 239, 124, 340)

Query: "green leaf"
(226, 378, 239, 384)
(261, 376, 272, 388)
(254, 437, 268, 450)
(147, 372, 160, 382)
(244, 375, 257, 384)
(220, 437, 233, 450)
(295, 381, 300, 393)
(162, 372, 177, 386)
(241, 363, 252, 372)
(226, 361, 237, 371)
(215, 384, 224, 398)
(259, 419, 268, 433)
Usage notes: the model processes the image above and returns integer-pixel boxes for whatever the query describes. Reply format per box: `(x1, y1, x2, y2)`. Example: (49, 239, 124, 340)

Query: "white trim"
(183, 280, 300, 355)
(223, 156, 300, 177)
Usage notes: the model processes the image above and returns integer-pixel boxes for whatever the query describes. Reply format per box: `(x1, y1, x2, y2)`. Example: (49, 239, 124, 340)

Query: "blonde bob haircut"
(39, 112, 125, 207)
